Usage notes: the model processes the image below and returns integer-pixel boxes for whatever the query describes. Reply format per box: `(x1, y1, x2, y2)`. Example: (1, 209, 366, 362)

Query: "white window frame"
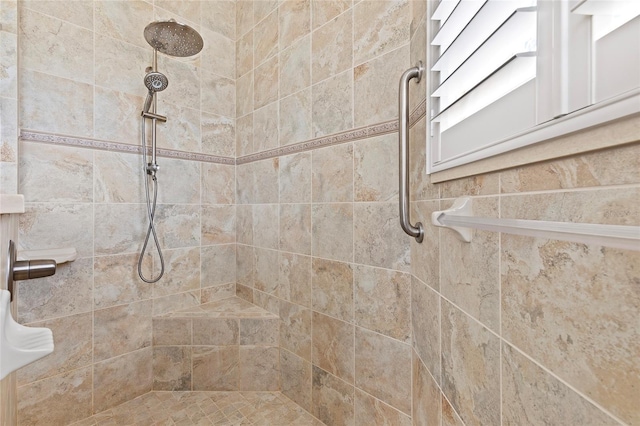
(426, 0, 640, 175)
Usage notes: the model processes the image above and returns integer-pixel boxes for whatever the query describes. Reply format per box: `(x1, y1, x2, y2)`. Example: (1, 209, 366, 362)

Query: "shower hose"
(137, 116, 165, 283)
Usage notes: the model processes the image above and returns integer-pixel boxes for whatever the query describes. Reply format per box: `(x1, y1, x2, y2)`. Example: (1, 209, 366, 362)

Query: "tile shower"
(0, 1, 638, 426)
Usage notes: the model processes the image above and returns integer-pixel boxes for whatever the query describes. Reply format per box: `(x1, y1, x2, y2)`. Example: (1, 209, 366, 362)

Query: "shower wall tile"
(93, 300, 152, 362)
(17, 367, 92, 426)
(152, 247, 200, 296)
(193, 318, 239, 346)
(201, 244, 236, 287)
(201, 28, 235, 80)
(409, 13, 426, 112)
(279, 152, 312, 203)
(16, 312, 93, 386)
(279, 252, 312, 308)
(236, 113, 254, 156)
(153, 318, 192, 346)
(94, 34, 148, 97)
(200, 72, 235, 118)
(501, 343, 618, 425)
(354, 389, 412, 426)
(254, 247, 279, 294)
(355, 327, 412, 415)
(279, 89, 312, 146)
(20, 70, 94, 137)
(19, 8, 94, 84)
(94, 203, 147, 255)
(254, 56, 279, 109)
(354, 45, 409, 127)
(201, 205, 236, 245)
(253, 204, 279, 249)
(94, 87, 145, 145)
(19, 142, 93, 203)
(253, 158, 279, 204)
(202, 0, 235, 40)
(236, 205, 253, 245)
(154, 1, 200, 28)
(152, 346, 192, 391)
(440, 173, 500, 198)
(312, 143, 353, 203)
(192, 346, 239, 391)
(280, 301, 312, 360)
(156, 102, 202, 153)
(240, 317, 279, 346)
(202, 283, 236, 303)
(236, 71, 254, 117)
(353, 0, 410, 65)
(152, 290, 200, 317)
(236, 29, 253, 79)
(312, 366, 355, 426)
(93, 347, 153, 413)
(279, 0, 310, 47)
(94, 0, 152, 49)
(238, 346, 280, 391)
(279, 203, 312, 255)
(311, 258, 353, 322)
(311, 9, 352, 84)
(412, 350, 442, 426)
(311, 311, 354, 383)
(156, 159, 201, 204)
(281, 349, 312, 412)
(0, 97, 17, 160)
(236, 244, 255, 288)
(236, 0, 254, 39)
(442, 394, 465, 426)
(354, 265, 411, 342)
(411, 276, 441, 383)
(254, 101, 279, 152)
(21, 0, 94, 29)
(94, 151, 144, 203)
(311, 203, 353, 262)
(202, 163, 235, 205)
(353, 133, 398, 202)
(410, 200, 440, 291)
(279, 35, 311, 98)
(19, 202, 94, 257)
(254, 0, 279, 24)
(94, 253, 152, 309)
(312, 0, 351, 30)
(253, 9, 278, 67)
(0, 29, 18, 99)
(0, 0, 18, 33)
(311, 70, 353, 137)
(409, 116, 439, 201)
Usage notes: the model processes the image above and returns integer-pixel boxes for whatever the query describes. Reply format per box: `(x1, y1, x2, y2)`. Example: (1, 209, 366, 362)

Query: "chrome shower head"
(144, 19, 204, 57)
(144, 71, 169, 93)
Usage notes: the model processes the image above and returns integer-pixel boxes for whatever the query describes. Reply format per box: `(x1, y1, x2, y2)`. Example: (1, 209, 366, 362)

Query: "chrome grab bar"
(399, 62, 424, 243)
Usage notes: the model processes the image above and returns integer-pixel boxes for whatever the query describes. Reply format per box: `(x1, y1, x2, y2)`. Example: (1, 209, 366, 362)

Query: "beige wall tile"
(94, 87, 145, 145)
(409, 117, 439, 201)
(254, 56, 279, 109)
(237, 162, 255, 204)
(1, 31, 18, 100)
(202, 112, 235, 157)
(312, 0, 352, 30)
(236, 284, 254, 303)
(95, 1, 152, 49)
(202, 0, 235, 40)
(17, 367, 92, 426)
(237, 29, 253, 79)
(280, 35, 311, 98)
(502, 344, 617, 425)
(281, 301, 312, 360)
(355, 327, 411, 414)
(442, 394, 465, 426)
(192, 346, 239, 391)
(254, 159, 281, 204)
(280, 203, 312, 255)
(312, 203, 354, 262)
(255, 0, 279, 26)
(154, 204, 201, 249)
(236, 71, 254, 118)
(236, 113, 254, 157)
(21, 0, 93, 29)
(353, 0, 410, 64)
(254, 9, 278, 66)
(236, 205, 254, 245)
(254, 101, 279, 152)
(440, 173, 500, 198)
(202, 163, 235, 205)
(411, 276, 441, 383)
(354, 265, 411, 342)
(201, 71, 235, 118)
(155, 0, 200, 25)
(155, 102, 202, 153)
(412, 350, 441, 426)
(236, 244, 255, 288)
(152, 290, 200, 317)
(94, 203, 146, 256)
(201, 244, 236, 286)
(312, 258, 354, 322)
(94, 253, 152, 309)
(279, 252, 312, 307)
(409, 12, 427, 111)
(237, 0, 254, 38)
(239, 346, 280, 391)
(93, 348, 153, 412)
(94, 300, 152, 362)
(156, 158, 201, 204)
(202, 205, 236, 246)
(354, 202, 410, 271)
(410, 200, 440, 291)
(152, 346, 192, 391)
(312, 312, 354, 383)
(280, 89, 312, 146)
(153, 247, 200, 295)
(201, 28, 235, 80)
(202, 283, 236, 303)
(153, 318, 191, 346)
(193, 318, 239, 346)
(253, 289, 280, 315)
(280, 152, 312, 203)
(280, 0, 311, 47)
(240, 317, 279, 346)
(355, 389, 411, 426)
(441, 301, 500, 426)
(94, 34, 147, 97)
(312, 366, 355, 426)
(354, 133, 398, 202)
(254, 248, 279, 294)
(312, 143, 354, 202)
(281, 349, 312, 411)
(312, 9, 352, 84)
(312, 70, 353, 136)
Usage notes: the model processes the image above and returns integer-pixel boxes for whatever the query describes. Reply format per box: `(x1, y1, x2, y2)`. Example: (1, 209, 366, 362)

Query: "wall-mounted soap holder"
(6, 240, 57, 301)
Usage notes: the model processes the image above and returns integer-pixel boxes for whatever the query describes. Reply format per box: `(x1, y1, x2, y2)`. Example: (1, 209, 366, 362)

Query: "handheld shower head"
(142, 72, 168, 114)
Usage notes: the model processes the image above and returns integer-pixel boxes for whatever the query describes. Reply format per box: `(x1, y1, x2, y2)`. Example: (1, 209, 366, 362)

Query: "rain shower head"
(144, 19, 203, 57)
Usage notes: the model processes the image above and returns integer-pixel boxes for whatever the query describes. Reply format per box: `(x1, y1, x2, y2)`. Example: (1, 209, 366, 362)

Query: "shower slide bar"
(432, 197, 640, 251)
(399, 62, 425, 243)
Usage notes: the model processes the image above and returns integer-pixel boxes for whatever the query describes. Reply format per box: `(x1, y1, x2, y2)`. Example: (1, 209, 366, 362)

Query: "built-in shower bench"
(152, 296, 280, 392)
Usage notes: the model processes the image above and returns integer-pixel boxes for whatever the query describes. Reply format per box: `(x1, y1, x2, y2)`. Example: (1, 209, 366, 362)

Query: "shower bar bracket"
(141, 111, 167, 122)
(432, 197, 640, 251)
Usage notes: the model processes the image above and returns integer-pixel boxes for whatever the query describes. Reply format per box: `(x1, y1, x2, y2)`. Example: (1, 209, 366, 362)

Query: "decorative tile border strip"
(19, 130, 235, 165)
(20, 98, 427, 167)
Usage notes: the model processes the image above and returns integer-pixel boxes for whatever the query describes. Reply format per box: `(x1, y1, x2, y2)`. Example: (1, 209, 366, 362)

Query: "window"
(427, 0, 640, 174)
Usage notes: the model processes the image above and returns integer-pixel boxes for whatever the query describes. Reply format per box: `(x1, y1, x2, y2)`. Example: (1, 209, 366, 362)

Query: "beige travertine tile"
(1, 31, 18, 100)
(441, 300, 500, 426)
(312, 311, 354, 383)
(1, 0, 18, 33)
(94, 87, 144, 146)
(93, 348, 153, 413)
(201, 28, 235, 81)
(17, 312, 92, 386)
(410, 200, 440, 290)
(155, 158, 201, 204)
(21, 0, 93, 29)
(17, 367, 92, 426)
(411, 276, 440, 383)
(236, 205, 253, 245)
(202, 163, 235, 205)
(354, 133, 398, 202)
(502, 343, 617, 425)
(192, 346, 239, 391)
(440, 197, 500, 332)
(152, 346, 192, 391)
(312, 366, 355, 426)
(312, 258, 354, 322)
(279, 252, 312, 307)
(94, 34, 147, 97)
(20, 8, 93, 84)
(153, 247, 200, 296)
(236, 284, 254, 303)
(312, 9, 352, 84)
(280, 203, 312, 255)
(239, 346, 280, 391)
(202, 283, 236, 303)
(153, 318, 192, 346)
(17, 257, 93, 323)
(93, 203, 146, 255)
(280, 0, 311, 47)
(312, 143, 353, 202)
(255, 102, 279, 153)
(354, 388, 411, 426)
(154, 205, 200, 249)
(355, 327, 411, 414)
(353, 0, 410, 64)
(240, 318, 279, 346)
(354, 265, 411, 342)
(281, 349, 312, 412)
(253, 158, 280, 204)
(95, 0, 152, 49)
(253, 203, 279, 249)
(312, 70, 354, 137)
(20, 69, 94, 137)
(280, 89, 313, 146)
(201, 244, 236, 287)
(442, 394, 465, 426)
(94, 253, 152, 308)
(280, 301, 312, 361)
(193, 318, 239, 346)
(280, 35, 311, 98)
(312, 0, 351, 29)
(280, 152, 312, 203)
(254, 56, 279, 109)
(201, 112, 235, 157)
(94, 300, 152, 362)
(201, 71, 234, 118)
(354, 45, 409, 127)
(409, 12, 427, 112)
(312, 203, 354, 263)
(236, 71, 254, 118)
(152, 290, 200, 317)
(237, 29, 253, 79)
(155, 0, 200, 24)
(202, 205, 236, 245)
(254, 248, 279, 294)
(409, 116, 439, 201)
(237, 0, 254, 38)
(501, 189, 640, 424)
(237, 162, 255, 204)
(254, 9, 278, 66)
(236, 244, 255, 288)
(501, 142, 640, 193)
(255, 0, 279, 24)
(412, 350, 441, 426)
(440, 173, 499, 198)
(202, 0, 235, 40)
(253, 289, 280, 315)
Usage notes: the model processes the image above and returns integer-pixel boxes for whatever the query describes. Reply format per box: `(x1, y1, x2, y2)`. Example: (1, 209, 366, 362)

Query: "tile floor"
(70, 391, 323, 425)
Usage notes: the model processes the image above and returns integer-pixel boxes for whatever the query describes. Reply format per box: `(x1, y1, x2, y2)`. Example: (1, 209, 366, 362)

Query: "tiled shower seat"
(152, 297, 280, 392)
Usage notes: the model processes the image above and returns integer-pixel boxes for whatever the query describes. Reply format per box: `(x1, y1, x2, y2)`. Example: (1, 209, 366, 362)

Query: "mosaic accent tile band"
(20, 99, 427, 166)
